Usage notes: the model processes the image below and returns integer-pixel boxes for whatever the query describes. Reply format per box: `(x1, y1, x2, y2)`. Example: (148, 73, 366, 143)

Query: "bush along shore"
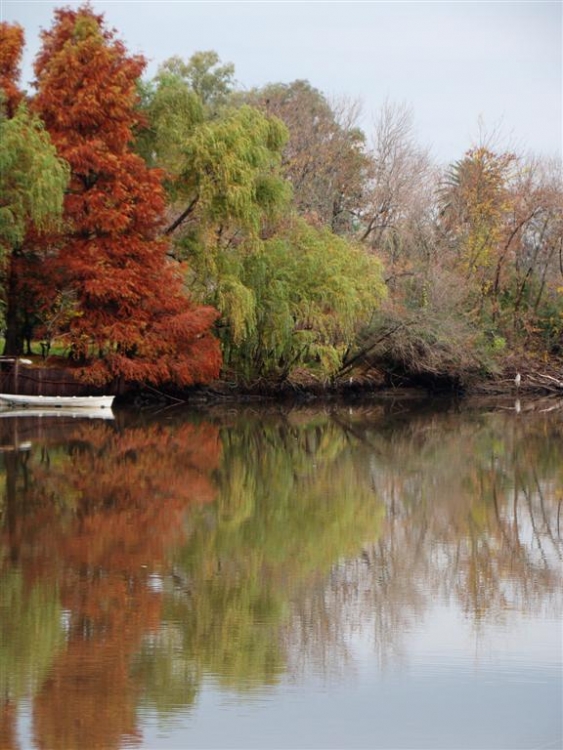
(118, 353, 563, 407)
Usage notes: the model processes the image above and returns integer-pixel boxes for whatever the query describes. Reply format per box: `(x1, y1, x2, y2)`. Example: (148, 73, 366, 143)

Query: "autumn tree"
(242, 80, 369, 234)
(26, 5, 221, 386)
(438, 144, 563, 350)
(0, 22, 24, 116)
(344, 124, 519, 383)
(440, 146, 515, 281)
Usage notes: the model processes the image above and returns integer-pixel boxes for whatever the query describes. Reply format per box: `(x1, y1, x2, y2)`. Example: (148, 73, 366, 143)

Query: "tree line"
(1, 5, 561, 391)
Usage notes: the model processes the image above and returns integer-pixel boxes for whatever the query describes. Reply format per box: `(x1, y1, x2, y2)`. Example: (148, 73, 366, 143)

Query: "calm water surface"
(1, 397, 561, 749)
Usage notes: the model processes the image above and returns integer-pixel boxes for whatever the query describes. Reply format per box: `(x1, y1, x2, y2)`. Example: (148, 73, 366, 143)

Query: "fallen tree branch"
(526, 372, 563, 392)
(336, 322, 413, 378)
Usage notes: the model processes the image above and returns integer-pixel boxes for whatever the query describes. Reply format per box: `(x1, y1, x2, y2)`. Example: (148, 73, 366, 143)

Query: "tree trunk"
(3, 256, 24, 356)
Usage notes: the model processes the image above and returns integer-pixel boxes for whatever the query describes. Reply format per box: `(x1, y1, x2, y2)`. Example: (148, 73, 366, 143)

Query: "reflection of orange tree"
(8, 421, 219, 580)
(0, 419, 219, 750)
(0, 701, 18, 750)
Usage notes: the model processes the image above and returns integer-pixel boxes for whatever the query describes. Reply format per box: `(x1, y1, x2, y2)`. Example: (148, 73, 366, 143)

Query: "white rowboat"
(0, 408, 115, 420)
(0, 393, 114, 409)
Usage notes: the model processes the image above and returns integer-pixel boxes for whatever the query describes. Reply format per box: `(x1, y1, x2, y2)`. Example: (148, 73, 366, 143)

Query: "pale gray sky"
(2, 0, 561, 164)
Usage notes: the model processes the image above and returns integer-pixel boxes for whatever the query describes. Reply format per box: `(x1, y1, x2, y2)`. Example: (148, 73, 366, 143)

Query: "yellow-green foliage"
(160, 414, 384, 690)
(138, 68, 387, 382)
(178, 105, 291, 231)
(157, 51, 235, 110)
(139, 67, 386, 382)
(135, 72, 204, 181)
(0, 103, 69, 255)
(0, 569, 63, 700)
(441, 147, 515, 279)
(230, 218, 386, 381)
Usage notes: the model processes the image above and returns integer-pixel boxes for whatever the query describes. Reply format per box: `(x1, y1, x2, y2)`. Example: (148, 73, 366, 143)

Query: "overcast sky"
(2, 0, 561, 164)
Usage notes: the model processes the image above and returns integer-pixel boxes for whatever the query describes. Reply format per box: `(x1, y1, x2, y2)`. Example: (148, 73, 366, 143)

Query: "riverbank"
(5, 349, 562, 407)
(122, 354, 563, 407)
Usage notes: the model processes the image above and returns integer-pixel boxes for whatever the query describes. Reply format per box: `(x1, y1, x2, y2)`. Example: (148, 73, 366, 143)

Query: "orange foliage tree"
(26, 5, 221, 387)
(0, 22, 24, 116)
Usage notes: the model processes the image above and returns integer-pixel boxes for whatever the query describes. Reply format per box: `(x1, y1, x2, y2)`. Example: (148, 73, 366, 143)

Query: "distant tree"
(243, 80, 369, 234)
(438, 145, 518, 329)
(490, 155, 563, 339)
(440, 146, 515, 272)
(360, 102, 434, 259)
(28, 5, 221, 386)
(519, 159, 563, 318)
(159, 51, 235, 110)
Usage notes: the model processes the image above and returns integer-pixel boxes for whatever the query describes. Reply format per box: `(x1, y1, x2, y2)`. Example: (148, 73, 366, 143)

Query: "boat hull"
(0, 394, 114, 409)
(0, 408, 114, 420)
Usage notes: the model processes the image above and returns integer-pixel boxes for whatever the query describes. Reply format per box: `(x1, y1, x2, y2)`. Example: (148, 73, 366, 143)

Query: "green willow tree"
(229, 218, 386, 382)
(158, 51, 235, 111)
(139, 66, 386, 384)
(0, 106, 68, 257)
(0, 21, 69, 355)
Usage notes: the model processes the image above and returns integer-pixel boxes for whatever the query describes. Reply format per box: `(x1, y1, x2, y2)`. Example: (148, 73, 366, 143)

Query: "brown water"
(1, 397, 561, 749)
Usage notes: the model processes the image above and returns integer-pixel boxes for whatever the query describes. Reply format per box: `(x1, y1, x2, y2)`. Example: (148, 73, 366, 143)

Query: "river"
(0, 395, 561, 749)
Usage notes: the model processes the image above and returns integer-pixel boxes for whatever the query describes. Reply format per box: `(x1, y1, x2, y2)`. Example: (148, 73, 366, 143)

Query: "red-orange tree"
(28, 6, 221, 386)
(0, 22, 24, 116)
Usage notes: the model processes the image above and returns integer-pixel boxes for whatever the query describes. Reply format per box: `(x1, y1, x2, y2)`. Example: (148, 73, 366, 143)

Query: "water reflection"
(0, 399, 561, 749)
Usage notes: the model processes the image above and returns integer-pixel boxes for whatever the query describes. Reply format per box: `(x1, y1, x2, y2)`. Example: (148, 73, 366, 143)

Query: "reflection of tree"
(314, 402, 563, 665)
(0, 569, 63, 750)
(1, 402, 562, 747)
(138, 409, 384, 700)
(0, 700, 18, 750)
(0, 415, 220, 750)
